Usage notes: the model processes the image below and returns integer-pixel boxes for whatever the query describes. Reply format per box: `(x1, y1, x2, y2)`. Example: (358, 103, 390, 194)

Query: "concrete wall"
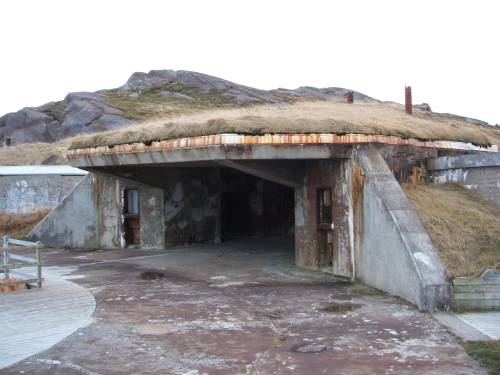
(353, 146, 452, 311)
(0, 175, 84, 213)
(427, 153, 500, 207)
(28, 173, 165, 249)
(28, 174, 102, 248)
(295, 159, 354, 278)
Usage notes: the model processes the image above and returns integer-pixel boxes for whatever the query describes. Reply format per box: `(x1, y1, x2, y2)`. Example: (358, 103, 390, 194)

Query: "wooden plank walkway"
(0, 267, 95, 369)
(456, 312, 500, 340)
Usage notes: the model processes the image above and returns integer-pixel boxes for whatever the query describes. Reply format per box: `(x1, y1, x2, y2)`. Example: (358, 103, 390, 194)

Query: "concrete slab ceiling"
(67, 133, 497, 168)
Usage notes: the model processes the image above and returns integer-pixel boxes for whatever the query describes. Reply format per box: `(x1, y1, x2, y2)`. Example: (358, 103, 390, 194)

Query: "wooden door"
(123, 189, 140, 246)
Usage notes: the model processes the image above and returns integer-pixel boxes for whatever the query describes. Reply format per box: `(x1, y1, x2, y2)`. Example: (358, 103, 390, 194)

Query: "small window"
(5, 138, 11, 147)
(125, 189, 139, 215)
(318, 188, 332, 224)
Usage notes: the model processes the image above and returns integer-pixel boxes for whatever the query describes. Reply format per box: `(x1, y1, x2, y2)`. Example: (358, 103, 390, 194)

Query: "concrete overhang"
(67, 133, 498, 168)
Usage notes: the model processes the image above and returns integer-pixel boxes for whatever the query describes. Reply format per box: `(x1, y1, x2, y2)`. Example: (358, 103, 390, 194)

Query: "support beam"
(215, 160, 305, 188)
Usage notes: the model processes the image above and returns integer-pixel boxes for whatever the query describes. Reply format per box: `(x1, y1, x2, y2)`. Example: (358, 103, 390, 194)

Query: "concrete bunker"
(29, 134, 498, 310)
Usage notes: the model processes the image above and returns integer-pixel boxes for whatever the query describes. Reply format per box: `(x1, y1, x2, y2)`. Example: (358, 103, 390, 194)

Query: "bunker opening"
(220, 168, 295, 250)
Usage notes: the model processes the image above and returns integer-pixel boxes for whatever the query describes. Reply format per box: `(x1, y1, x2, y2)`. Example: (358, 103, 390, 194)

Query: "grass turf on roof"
(69, 100, 500, 150)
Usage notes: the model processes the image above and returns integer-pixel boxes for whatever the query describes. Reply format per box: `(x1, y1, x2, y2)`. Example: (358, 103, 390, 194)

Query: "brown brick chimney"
(405, 86, 412, 115)
(346, 90, 354, 104)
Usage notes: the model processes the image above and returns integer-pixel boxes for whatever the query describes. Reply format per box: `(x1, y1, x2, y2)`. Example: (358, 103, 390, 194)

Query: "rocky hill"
(0, 70, 375, 146)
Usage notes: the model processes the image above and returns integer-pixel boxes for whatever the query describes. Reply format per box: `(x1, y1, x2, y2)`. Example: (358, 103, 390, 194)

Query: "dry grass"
(0, 209, 50, 239)
(69, 100, 500, 149)
(402, 183, 500, 278)
(0, 141, 69, 166)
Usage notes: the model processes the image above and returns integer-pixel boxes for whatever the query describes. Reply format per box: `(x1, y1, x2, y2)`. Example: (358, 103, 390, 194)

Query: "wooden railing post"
(2, 236, 9, 279)
(36, 241, 42, 288)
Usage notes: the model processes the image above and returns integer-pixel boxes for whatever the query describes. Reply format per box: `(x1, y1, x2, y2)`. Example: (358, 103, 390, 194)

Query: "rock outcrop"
(0, 69, 382, 146)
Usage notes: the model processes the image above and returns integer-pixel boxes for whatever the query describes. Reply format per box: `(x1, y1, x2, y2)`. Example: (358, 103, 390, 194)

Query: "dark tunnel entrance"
(220, 168, 295, 246)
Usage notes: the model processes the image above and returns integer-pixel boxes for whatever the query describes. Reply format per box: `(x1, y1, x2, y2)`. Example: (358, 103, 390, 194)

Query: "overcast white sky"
(1, 0, 499, 124)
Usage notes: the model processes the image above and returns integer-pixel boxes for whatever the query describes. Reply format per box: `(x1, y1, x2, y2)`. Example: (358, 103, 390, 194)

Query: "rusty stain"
(66, 133, 498, 159)
(349, 161, 364, 277)
(409, 166, 423, 185)
(346, 91, 354, 104)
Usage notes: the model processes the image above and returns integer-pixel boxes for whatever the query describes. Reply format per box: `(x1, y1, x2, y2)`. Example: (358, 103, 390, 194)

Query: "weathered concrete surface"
(28, 173, 165, 250)
(140, 187, 165, 249)
(455, 312, 500, 340)
(1, 239, 483, 374)
(69, 144, 352, 168)
(432, 313, 490, 341)
(427, 153, 500, 206)
(354, 146, 451, 311)
(295, 159, 353, 278)
(28, 174, 100, 249)
(215, 160, 305, 188)
(0, 174, 84, 213)
(0, 266, 95, 369)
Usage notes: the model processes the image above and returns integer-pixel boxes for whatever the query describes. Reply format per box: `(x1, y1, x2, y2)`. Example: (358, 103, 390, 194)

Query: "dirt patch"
(139, 271, 165, 280)
(0, 209, 50, 239)
(320, 302, 361, 313)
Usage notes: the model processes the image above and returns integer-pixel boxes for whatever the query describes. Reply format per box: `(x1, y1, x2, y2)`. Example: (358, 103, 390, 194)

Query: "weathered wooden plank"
(6, 238, 38, 247)
(453, 299, 500, 309)
(454, 284, 500, 293)
(0, 271, 95, 369)
(453, 277, 500, 286)
(454, 292, 500, 300)
(8, 254, 37, 263)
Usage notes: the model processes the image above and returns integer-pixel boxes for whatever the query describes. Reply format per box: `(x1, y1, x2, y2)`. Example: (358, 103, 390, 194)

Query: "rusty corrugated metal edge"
(66, 133, 498, 158)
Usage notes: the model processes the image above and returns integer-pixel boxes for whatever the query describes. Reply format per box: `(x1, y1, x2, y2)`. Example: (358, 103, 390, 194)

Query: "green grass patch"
(461, 340, 500, 375)
(39, 100, 66, 123)
(103, 83, 240, 121)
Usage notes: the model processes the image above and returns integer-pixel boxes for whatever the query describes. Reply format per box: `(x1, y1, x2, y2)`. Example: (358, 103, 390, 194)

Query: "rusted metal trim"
(67, 133, 498, 159)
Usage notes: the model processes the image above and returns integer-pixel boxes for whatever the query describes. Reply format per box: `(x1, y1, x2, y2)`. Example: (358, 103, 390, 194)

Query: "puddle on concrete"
(320, 303, 361, 313)
(292, 344, 328, 353)
(140, 271, 165, 280)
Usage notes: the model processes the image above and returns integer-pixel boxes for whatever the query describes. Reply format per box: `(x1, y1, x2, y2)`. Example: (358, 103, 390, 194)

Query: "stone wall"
(0, 175, 84, 213)
(164, 168, 221, 247)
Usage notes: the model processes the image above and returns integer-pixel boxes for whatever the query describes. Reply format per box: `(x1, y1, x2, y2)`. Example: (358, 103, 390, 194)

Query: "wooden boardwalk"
(0, 268, 95, 369)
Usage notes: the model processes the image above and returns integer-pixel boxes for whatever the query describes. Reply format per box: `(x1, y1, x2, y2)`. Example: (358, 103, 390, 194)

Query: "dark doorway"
(123, 189, 140, 246)
(221, 191, 250, 237)
(220, 169, 295, 243)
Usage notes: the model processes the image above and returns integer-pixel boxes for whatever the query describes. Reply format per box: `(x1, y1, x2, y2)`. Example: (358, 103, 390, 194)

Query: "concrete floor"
(2, 238, 485, 374)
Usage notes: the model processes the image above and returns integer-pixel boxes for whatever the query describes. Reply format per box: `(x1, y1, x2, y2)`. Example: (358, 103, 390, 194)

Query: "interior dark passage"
(220, 168, 295, 247)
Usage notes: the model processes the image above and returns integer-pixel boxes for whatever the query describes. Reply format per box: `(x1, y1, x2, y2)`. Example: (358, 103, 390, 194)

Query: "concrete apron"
(0, 242, 484, 375)
(0, 267, 96, 369)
